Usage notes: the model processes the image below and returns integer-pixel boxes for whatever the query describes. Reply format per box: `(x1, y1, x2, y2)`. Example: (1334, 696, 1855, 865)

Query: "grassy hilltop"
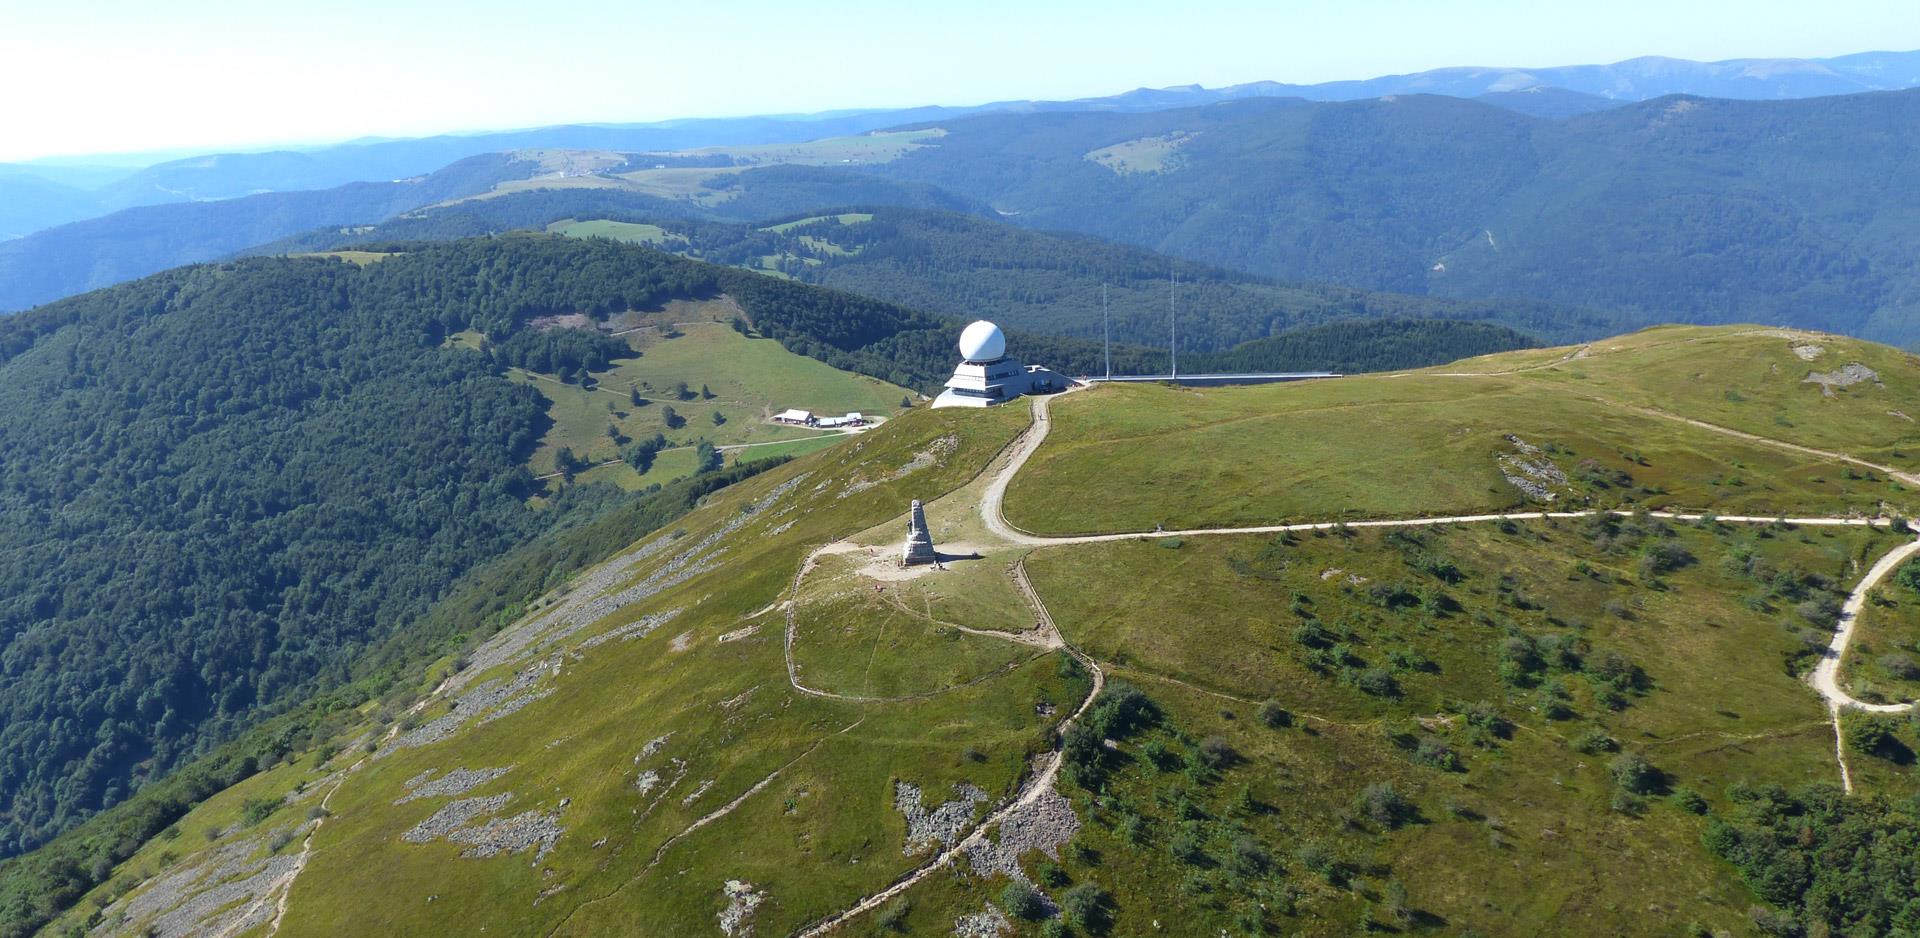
(24, 325, 1920, 937)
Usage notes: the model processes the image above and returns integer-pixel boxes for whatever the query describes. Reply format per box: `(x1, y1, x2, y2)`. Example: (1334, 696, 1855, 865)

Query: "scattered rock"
(403, 794, 512, 843)
(1805, 362, 1882, 396)
(953, 904, 1012, 938)
(670, 631, 696, 652)
(967, 787, 1081, 882)
(395, 766, 514, 805)
(842, 435, 956, 497)
(447, 809, 565, 863)
(576, 609, 683, 651)
(1791, 343, 1826, 361)
(635, 770, 662, 796)
(89, 833, 303, 938)
(639, 734, 672, 759)
(681, 779, 716, 807)
(1498, 435, 1567, 502)
(717, 624, 760, 643)
(897, 781, 988, 855)
(718, 880, 766, 937)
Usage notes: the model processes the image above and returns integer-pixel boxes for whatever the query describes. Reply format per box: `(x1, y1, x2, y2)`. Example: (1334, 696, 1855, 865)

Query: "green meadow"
(1005, 372, 1913, 535)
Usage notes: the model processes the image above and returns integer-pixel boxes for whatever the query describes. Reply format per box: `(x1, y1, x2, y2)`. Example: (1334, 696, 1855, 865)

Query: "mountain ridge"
(4, 49, 1913, 244)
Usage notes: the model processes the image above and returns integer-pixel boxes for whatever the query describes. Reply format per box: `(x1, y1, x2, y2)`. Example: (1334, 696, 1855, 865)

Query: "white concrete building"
(932, 321, 1068, 408)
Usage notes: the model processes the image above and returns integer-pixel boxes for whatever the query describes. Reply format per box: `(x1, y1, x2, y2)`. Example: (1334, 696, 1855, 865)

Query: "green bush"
(1352, 782, 1418, 829)
(1061, 881, 1111, 933)
(239, 797, 278, 828)
(1608, 752, 1659, 795)
(1570, 728, 1618, 755)
(998, 881, 1045, 921)
(1258, 700, 1292, 728)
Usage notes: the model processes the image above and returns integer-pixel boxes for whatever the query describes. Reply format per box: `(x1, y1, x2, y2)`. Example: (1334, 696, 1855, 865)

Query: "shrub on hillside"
(1352, 783, 1418, 829)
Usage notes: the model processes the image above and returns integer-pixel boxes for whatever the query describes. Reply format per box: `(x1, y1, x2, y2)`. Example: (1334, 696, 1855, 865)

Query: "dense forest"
(1705, 783, 1920, 935)
(1182, 318, 1534, 373)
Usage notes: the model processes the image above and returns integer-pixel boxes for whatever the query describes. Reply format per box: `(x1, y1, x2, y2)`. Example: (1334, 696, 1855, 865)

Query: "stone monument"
(902, 499, 937, 566)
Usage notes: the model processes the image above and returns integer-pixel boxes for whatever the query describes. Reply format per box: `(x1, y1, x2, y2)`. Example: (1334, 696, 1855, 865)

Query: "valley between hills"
(49, 324, 1920, 937)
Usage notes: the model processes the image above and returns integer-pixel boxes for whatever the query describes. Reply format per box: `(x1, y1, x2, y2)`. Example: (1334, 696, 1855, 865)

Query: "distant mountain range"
(847, 89, 1920, 344)
(3, 49, 1914, 242)
(9, 51, 1920, 346)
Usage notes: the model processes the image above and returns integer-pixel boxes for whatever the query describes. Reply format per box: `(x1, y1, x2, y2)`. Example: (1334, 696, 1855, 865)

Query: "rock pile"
(953, 904, 1012, 938)
(1805, 362, 1882, 396)
(718, 880, 766, 937)
(402, 794, 512, 843)
(394, 766, 513, 805)
(89, 833, 302, 938)
(966, 786, 1080, 883)
(383, 656, 560, 755)
(1497, 435, 1567, 502)
(447, 808, 564, 863)
(896, 781, 988, 855)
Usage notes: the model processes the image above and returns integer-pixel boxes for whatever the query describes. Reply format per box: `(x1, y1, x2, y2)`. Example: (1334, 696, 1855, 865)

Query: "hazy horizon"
(5, 0, 1919, 164)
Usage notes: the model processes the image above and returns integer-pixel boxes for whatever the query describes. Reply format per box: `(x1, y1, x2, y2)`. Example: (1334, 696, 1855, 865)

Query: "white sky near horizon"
(2, 0, 1917, 163)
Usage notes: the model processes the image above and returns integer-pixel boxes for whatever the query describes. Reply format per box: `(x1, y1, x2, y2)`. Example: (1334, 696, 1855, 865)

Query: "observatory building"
(932, 320, 1068, 408)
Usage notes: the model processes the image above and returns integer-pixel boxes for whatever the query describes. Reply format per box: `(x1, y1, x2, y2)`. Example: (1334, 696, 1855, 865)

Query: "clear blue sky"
(3, 0, 1916, 162)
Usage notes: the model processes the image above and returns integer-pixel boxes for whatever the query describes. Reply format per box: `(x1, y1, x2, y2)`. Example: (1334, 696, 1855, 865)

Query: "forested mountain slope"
(832, 90, 1920, 344)
(0, 234, 1119, 864)
(25, 325, 1920, 938)
(567, 208, 1613, 347)
(0, 154, 539, 314)
(270, 196, 1602, 347)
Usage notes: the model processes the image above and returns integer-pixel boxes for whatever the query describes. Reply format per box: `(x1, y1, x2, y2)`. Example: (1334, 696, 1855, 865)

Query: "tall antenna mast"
(1101, 283, 1111, 380)
(1168, 265, 1179, 379)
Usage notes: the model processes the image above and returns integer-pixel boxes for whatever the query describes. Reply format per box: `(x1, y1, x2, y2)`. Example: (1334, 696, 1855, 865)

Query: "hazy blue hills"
(1214, 49, 1920, 103)
(0, 154, 539, 312)
(5, 49, 1912, 247)
(852, 88, 1920, 343)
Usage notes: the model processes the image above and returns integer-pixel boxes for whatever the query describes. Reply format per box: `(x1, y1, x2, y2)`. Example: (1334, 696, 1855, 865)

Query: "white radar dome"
(958, 320, 1006, 362)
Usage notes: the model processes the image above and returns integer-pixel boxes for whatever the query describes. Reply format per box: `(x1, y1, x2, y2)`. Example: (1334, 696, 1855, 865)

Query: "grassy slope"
(1840, 575, 1920, 706)
(1024, 520, 1908, 935)
(1006, 326, 1920, 535)
(546, 219, 678, 245)
(48, 324, 1920, 937)
(515, 307, 912, 485)
(59, 405, 1043, 937)
(1504, 325, 1920, 470)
